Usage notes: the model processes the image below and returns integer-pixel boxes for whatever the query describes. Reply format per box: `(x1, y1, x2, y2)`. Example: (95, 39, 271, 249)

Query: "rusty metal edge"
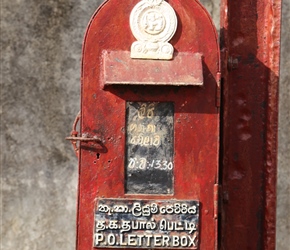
(263, 0, 281, 248)
(220, 0, 282, 249)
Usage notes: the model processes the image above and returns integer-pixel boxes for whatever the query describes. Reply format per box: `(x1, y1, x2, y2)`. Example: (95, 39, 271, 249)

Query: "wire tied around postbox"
(66, 111, 103, 158)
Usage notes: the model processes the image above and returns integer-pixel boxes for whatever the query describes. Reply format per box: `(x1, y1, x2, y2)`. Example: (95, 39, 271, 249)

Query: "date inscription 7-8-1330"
(125, 102, 174, 194)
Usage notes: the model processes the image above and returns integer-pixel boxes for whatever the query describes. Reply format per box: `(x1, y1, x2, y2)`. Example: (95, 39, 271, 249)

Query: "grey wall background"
(1, 0, 289, 249)
(277, 0, 290, 248)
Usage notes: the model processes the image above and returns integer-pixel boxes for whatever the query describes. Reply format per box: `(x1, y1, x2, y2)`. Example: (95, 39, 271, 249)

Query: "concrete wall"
(1, 0, 289, 249)
(277, 0, 290, 248)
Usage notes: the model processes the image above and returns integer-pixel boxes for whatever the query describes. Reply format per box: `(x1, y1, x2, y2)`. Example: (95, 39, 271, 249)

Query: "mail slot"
(67, 0, 220, 249)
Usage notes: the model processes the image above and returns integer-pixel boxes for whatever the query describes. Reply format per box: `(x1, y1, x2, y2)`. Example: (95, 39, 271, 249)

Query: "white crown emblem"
(130, 0, 178, 60)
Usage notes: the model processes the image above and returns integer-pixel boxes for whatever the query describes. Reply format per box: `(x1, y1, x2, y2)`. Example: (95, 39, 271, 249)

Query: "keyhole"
(96, 153, 100, 159)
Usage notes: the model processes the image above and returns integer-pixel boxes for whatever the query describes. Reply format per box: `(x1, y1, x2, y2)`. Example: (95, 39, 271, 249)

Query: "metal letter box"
(67, 1, 220, 249)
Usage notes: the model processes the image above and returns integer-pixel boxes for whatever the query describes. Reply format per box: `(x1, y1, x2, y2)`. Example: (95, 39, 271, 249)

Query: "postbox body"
(77, 0, 220, 249)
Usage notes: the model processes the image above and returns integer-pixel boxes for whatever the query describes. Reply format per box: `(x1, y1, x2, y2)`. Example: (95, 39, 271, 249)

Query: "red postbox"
(67, 0, 220, 249)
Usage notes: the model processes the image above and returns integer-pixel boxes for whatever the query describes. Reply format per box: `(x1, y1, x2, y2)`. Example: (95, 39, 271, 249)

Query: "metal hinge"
(216, 72, 221, 108)
(214, 184, 220, 219)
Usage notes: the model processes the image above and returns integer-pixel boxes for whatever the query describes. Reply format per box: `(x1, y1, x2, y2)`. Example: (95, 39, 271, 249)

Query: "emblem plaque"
(130, 0, 178, 60)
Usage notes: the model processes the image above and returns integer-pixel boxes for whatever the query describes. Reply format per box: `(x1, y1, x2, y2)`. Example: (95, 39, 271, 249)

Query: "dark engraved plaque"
(125, 102, 174, 194)
(94, 199, 200, 249)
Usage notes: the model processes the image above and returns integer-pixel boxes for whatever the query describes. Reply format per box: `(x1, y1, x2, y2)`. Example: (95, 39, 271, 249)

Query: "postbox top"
(82, 0, 220, 86)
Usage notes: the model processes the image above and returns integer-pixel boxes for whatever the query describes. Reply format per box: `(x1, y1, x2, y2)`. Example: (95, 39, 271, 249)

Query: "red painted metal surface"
(77, 0, 220, 249)
(103, 51, 203, 86)
(220, 0, 281, 249)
